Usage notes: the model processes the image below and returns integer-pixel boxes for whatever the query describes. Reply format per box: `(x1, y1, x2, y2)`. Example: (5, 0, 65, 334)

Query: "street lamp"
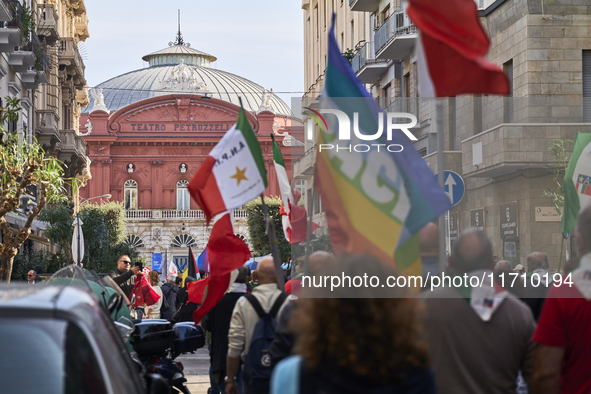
(73, 194, 112, 266)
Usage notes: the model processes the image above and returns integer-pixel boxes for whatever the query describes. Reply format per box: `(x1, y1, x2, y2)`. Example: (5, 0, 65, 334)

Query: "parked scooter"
(131, 319, 205, 394)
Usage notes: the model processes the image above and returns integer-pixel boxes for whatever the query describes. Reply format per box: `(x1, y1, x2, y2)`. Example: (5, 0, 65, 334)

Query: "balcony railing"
(58, 37, 85, 81)
(351, 42, 388, 84)
(126, 210, 153, 219)
(37, 3, 59, 44)
(126, 209, 249, 220)
(349, 0, 380, 13)
(374, 10, 417, 60)
(162, 210, 204, 219)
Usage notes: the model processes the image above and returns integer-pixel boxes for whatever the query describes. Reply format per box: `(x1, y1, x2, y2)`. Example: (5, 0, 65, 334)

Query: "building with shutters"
(79, 30, 303, 269)
(298, 0, 591, 268)
(2, 0, 91, 261)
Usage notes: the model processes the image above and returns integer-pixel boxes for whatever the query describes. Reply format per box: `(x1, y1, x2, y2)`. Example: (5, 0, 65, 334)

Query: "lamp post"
(73, 194, 112, 265)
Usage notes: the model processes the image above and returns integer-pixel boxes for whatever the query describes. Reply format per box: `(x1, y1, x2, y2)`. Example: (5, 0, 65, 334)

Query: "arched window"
(177, 180, 190, 210)
(126, 234, 145, 248)
(124, 180, 138, 210)
(170, 234, 197, 248)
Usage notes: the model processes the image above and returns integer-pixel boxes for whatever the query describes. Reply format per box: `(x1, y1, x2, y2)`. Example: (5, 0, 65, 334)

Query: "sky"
(83, 0, 304, 108)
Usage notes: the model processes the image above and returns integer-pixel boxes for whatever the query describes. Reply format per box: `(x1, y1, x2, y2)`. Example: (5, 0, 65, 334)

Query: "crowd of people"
(24, 203, 591, 394)
(195, 203, 591, 394)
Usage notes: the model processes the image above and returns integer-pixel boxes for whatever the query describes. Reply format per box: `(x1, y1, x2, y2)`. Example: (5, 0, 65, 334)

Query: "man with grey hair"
(27, 270, 37, 284)
(422, 228, 536, 394)
(532, 202, 591, 393)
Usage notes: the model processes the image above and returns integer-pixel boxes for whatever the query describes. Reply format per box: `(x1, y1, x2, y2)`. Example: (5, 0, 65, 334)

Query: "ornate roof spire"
(169, 9, 191, 47)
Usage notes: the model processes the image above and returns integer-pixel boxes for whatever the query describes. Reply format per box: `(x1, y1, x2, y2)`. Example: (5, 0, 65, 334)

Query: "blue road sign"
(435, 171, 465, 206)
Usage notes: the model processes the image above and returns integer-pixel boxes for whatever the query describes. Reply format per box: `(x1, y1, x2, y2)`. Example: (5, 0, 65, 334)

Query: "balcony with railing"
(126, 209, 248, 220)
(58, 37, 85, 83)
(374, 10, 417, 61)
(58, 129, 87, 167)
(351, 41, 388, 84)
(460, 97, 591, 178)
(0, 0, 24, 54)
(21, 33, 49, 89)
(349, 0, 379, 13)
(36, 109, 60, 150)
(37, 3, 59, 44)
(74, 13, 88, 41)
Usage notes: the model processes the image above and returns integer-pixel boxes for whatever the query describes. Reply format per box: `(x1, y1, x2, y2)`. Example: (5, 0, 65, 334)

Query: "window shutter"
(583, 51, 591, 122)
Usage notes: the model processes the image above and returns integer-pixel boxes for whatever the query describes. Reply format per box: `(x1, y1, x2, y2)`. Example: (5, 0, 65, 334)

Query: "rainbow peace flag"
(314, 15, 451, 276)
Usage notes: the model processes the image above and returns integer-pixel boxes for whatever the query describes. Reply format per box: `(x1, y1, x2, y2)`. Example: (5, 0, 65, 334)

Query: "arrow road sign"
(435, 171, 465, 206)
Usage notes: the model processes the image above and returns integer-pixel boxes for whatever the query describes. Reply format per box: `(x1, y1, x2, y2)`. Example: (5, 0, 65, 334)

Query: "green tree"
(245, 197, 291, 262)
(10, 249, 58, 281)
(40, 201, 139, 273)
(38, 201, 75, 261)
(0, 97, 68, 281)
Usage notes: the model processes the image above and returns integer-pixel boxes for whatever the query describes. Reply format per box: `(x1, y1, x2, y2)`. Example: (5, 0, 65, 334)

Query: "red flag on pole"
(407, 0, 509, 97)
(189, 213, 251, 323)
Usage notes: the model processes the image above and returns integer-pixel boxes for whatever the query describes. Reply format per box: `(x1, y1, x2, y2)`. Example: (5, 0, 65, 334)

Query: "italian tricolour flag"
(271, 134, 294, 240)
(189, 107, 268, 224)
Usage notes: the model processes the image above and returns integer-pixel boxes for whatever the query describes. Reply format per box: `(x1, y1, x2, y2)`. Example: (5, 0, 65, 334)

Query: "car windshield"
(0, 318, 108, 394)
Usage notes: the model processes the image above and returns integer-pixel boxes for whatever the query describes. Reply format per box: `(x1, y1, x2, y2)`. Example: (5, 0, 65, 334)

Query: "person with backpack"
(226, 257, 289, 394)
(161, 275, 179, 321)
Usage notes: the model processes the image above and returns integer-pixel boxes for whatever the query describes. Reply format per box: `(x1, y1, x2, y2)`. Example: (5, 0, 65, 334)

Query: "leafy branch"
(543, 138, 573, 216)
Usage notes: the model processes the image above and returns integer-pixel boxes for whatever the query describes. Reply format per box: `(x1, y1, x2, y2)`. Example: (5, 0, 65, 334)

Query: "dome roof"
(142, 44, 217, 67)
(84, 43, 293, 117)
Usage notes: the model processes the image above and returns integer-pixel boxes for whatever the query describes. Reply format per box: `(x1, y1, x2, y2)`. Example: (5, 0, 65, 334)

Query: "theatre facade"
(79, 34, 303, 269)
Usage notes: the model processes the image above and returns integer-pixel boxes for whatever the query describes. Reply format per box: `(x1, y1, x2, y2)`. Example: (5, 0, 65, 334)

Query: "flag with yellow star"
(563, 132, 591, 234)
(188, 107, 268, 224)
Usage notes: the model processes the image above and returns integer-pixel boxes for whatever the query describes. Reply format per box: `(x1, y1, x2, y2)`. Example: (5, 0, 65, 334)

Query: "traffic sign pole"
(436, 100, 446, 276)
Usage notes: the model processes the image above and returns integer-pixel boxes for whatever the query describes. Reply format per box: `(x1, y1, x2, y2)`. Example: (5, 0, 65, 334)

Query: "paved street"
(178, 347, 211, 394)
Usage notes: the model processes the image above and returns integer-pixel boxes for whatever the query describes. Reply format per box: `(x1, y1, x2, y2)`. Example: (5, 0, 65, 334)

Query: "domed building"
(79, 31, 303, 271)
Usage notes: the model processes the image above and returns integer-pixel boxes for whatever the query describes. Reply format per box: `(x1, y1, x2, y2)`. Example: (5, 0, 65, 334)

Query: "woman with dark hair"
(271, 254, 436, 394)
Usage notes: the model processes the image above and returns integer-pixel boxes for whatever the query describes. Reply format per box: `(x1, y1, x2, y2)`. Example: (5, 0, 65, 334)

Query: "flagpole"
(303, 187, 316, 276)
(259, 194, 285, 292)
(436, 99, 446, 275)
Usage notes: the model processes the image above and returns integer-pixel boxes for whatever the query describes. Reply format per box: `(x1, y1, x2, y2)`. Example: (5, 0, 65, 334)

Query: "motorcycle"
(46, 265, 205, 393)
(132, 319, 205, 394)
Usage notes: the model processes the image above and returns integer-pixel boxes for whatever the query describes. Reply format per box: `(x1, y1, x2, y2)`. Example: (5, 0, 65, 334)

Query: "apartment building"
(1, 0, 90, 252)
(299, 0, 591, 268)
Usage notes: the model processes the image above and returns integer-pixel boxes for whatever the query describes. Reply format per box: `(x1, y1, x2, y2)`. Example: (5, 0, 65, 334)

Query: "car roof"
(0, 284, 99, 314)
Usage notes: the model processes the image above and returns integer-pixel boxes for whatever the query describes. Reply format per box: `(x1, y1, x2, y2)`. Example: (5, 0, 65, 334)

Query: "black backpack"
(242, 292, 288, 392)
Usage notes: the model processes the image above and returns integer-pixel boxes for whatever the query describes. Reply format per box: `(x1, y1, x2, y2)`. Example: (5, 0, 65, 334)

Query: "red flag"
(191, 213, 251, 324)
(280, 188, 319, 244)
(187, 276, 210, 304)
(192, 273, 232, 324)
(289, 204, 319, 243)
(407, 0, 509, 97)
(131, 273, 161, 307)
(406, 0, 489, 59)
